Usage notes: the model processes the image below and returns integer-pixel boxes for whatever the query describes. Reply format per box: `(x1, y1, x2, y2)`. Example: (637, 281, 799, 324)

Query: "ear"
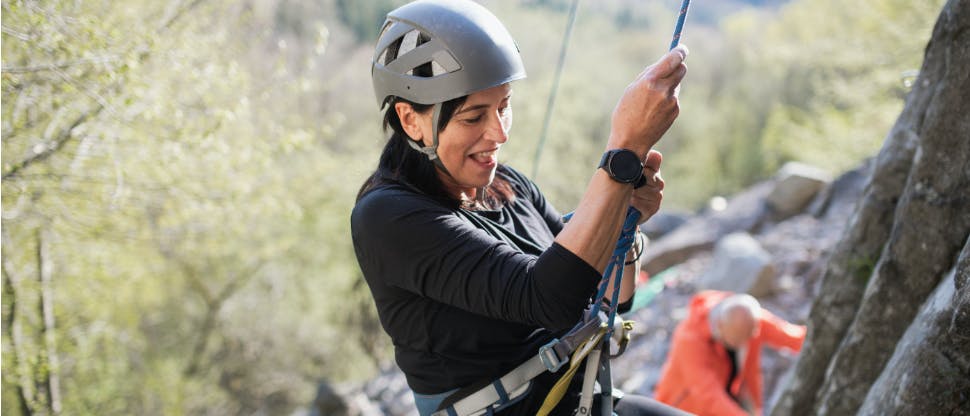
(394, 102, 427, 145)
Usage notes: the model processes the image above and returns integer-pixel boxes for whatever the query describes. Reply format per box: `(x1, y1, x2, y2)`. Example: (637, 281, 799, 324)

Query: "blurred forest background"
(1, 0, 944, 414)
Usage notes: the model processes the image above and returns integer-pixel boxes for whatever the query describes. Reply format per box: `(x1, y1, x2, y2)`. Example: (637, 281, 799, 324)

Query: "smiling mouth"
(470, 149, 498, 164)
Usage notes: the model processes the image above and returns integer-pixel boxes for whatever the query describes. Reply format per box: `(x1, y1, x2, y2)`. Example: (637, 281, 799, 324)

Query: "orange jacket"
(654, 291, 806, 416)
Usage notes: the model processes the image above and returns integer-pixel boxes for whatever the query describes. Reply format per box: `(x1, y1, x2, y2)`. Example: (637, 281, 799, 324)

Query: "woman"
(351, 0, 689, 414)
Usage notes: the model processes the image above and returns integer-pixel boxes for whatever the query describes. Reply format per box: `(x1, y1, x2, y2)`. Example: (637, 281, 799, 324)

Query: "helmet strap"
(405, 103, 453, 178)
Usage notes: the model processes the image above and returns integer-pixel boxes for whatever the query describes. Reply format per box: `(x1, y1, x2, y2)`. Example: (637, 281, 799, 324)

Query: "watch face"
(610, 150, 642, 182)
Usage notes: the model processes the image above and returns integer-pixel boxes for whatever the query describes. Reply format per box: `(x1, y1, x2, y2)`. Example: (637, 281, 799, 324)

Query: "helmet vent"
(380, 29, 458, 79)
(399, 30, 425, 58)
(430, 60, 448, 77)
(400, 30, 434, 78)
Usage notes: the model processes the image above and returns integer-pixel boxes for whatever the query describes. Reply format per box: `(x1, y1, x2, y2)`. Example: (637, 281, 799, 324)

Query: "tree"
(3, 0, 375, 413)
(771, 0, 970, 414)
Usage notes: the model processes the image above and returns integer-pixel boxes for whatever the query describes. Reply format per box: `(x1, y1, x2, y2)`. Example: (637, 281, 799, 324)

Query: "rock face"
(857, 240, 970, 416)
(773, 1, 970, 414)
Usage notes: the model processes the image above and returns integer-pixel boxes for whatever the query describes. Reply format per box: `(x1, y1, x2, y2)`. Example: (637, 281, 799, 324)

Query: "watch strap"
(633, 174, 647, 189)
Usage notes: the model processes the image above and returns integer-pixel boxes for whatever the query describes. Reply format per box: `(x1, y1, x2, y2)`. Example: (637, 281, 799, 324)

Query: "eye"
(463, 115, 483, 124)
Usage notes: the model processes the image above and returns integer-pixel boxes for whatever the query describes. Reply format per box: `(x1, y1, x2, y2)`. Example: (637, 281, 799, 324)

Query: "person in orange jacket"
(654, 290, 806, 416)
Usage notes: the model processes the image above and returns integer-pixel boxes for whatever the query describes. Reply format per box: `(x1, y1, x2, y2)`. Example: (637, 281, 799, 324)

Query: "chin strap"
(406, 103, 453, 178)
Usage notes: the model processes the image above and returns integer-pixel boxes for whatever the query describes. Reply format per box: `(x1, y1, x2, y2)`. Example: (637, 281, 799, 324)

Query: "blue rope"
(593, 207, 640, 330)
(563, 206, 641, 331)
(669, 0, 692, 51)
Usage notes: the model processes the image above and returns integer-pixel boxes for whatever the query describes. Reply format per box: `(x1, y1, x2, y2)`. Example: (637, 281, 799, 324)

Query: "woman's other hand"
(608, 45, 688, 158)
(631, 150, 664, 222)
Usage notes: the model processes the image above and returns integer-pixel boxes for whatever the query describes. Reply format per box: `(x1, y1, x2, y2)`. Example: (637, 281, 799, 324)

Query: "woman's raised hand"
(608, 45, 688, 158)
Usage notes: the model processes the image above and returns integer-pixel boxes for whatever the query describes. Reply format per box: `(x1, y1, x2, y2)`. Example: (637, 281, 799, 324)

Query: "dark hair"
(356, 96, 515, 209)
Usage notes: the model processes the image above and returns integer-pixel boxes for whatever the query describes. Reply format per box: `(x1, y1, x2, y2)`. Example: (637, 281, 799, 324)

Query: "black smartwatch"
(598, 149, 647, 188)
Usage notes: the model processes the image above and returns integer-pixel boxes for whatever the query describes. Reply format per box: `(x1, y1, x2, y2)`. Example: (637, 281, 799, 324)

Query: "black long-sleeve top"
(351, 165, 602, 395)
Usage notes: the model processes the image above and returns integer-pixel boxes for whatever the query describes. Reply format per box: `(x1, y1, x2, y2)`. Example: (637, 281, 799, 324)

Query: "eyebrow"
(456, 104, 489, 115)
(455, 95, 513, 115)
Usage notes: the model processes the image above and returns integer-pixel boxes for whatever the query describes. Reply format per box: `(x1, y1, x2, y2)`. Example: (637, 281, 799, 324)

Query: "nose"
(487, 110, 511, 144)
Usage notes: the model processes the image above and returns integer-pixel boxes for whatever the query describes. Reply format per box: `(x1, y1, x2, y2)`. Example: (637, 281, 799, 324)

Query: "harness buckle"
(539, 339, 566, 372)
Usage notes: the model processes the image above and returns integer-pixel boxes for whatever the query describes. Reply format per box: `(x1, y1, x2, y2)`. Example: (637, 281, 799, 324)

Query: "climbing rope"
(670, 0, 692, 51)
(540, 1, 694, 409)
(549, 207, 641, 415)
(588, 207, 641, 326)
(531, 0, 582, 180)
(532, 0, 691, 180)
(561, 206, 640, 329)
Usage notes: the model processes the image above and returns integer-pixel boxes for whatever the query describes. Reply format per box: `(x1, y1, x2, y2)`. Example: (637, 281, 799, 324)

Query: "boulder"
(641, 181, 773, 276)
(766, 162, 831, 220)
(639, 211, 689, 241)
(694, 232, 775, 297)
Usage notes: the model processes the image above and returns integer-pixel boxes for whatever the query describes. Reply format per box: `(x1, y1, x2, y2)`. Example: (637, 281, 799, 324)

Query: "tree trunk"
(773, 0, 970, 414)
(859, 235, 970, 415)
(2, 230, 35, 415)
(37, 228, 63, 415)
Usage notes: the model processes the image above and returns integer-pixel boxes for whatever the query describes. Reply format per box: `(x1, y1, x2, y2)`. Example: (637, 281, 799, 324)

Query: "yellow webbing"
(536, 325, 607, 416)
(536, 317, 636, 416)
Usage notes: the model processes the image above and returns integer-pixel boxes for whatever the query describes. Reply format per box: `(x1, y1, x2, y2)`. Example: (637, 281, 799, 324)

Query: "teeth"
(471, 150, 496, 161)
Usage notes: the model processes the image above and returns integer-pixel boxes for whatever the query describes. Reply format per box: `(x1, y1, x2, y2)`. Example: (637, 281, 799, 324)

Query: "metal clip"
(538, 339, 566, 372)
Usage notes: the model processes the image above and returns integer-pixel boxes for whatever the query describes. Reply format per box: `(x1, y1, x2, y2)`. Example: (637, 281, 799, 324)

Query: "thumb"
(649, 45, 689, 78)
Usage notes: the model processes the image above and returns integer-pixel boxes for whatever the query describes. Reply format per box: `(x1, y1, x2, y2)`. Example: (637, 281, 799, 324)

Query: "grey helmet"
(371, 0, 526, 172)
(372, 0, 527, 108)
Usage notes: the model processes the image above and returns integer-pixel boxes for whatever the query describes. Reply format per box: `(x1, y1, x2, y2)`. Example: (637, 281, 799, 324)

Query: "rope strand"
(531, 0, 582, 180)
(669, 0, 692, 51)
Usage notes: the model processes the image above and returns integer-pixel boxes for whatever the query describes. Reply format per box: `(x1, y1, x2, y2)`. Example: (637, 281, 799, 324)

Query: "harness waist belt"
(431, 311, 608, 416)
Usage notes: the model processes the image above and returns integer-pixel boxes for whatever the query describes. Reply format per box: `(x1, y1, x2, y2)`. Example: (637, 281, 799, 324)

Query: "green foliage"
(3, 0, 379, 414)
(335, 0, 400, 41)
(0, 0, 946, 414)
(652, 0, 944, 208)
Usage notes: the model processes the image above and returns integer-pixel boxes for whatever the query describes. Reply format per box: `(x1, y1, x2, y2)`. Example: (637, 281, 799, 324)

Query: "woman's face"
(405, 84, 513, 199)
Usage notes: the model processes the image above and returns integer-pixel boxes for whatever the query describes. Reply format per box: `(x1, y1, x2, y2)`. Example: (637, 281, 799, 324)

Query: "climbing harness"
(430, 304, 630, 416)
(432, 208, 642, 416)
